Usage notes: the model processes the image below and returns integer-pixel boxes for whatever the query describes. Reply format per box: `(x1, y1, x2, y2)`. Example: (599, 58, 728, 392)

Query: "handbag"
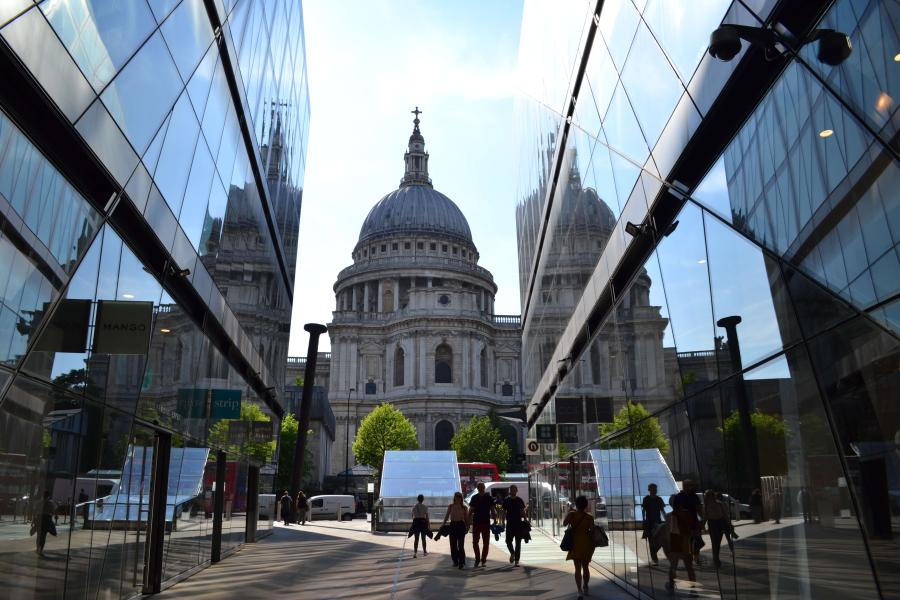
(559, 526, 574, 552)
(29, 521, 36, 536)
(592, 526, 609, 548)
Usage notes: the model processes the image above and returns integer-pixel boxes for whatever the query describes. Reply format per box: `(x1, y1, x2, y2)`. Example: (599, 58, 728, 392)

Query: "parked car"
(697, 492, 751, 520)
(308, 495, 355, 520)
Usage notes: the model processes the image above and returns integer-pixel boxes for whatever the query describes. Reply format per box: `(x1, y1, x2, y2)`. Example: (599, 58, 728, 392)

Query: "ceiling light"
(159, 328, 171, 333)
(697, 259, 707, 264)
(875, 92, 892, 114)
(121, 293, 135, 299)
(819, 129, 834, 138)
(894, 53, 900, 62)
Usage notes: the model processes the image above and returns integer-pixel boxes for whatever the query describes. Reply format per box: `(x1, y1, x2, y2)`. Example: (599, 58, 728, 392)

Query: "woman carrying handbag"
(562, 496, 595, 598)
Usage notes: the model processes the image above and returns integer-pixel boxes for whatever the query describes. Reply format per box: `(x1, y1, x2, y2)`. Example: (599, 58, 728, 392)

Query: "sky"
(288, 0, 525, 356)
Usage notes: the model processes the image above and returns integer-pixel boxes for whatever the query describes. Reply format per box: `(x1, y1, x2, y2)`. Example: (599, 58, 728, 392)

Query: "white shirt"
(412, 503, 429, 519)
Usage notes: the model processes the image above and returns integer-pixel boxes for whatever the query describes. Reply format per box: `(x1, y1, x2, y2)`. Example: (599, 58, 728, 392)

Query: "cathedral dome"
(356, 108, 474, 249)
(358, 185, 473, 246)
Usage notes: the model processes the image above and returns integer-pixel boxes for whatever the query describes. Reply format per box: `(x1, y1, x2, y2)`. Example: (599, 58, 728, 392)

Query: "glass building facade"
(516, 0, 898, 597)
(0, 0, 308, 596)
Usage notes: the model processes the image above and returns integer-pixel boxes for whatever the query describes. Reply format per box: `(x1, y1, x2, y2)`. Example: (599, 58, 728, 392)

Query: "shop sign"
(250, 421, 273, 443)
(93, 300, 153, 354)
(177, 388, 209, 418)
(211, 389, 241, 418)
(33, 299, 91, 352)
(228, 421, 249, 445)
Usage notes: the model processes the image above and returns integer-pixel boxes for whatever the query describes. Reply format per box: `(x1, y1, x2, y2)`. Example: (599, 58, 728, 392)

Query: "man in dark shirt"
(501, 485, 527, 566)
(467, 482, 497, 567)
(641, 483, 666, 564)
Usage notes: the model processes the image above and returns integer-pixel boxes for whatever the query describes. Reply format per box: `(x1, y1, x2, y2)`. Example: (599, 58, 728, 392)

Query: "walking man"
(78, 489, 89, 529)
(501, 485, 526, 566)
(468, 482, 497, 567)
(641, 483, 666, 565)
(279, 490, 292, 525)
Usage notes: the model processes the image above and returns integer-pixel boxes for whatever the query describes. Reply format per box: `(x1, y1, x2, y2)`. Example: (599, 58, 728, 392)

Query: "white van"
(308, 495, 355, 520)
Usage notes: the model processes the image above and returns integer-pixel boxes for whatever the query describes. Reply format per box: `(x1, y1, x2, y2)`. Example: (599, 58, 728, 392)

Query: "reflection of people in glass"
(641, 483, 666, 564)
(78, 489, 89, 528)
(467, 482, 497, 567)
(501, 485, 527, 566)
(703, 490, 730, 568)
(410, 494, 429, 558)
(279, 490, 292, 525)
(670, 480, 702, 564)
(798, 487, 813, 523)
(750, 488, 763, 523)
(666, 486, 696, 592)
(33, 491, 57, 557)
(442, 492, 469, 569)
(563, 495, 595, 599)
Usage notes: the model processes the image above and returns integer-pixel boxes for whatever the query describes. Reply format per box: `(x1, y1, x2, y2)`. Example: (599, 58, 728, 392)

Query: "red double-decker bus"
(458, 463, 500, 495)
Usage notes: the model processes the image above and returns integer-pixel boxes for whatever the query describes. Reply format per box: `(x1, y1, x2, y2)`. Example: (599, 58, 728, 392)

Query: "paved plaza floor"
(157, 519, 634, 600)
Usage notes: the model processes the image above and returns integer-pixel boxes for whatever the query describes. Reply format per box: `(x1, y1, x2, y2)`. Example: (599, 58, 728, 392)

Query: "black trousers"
(412, 518, 428, 552)
(449, 522, 466, 565)
(505, 525, 521, 561)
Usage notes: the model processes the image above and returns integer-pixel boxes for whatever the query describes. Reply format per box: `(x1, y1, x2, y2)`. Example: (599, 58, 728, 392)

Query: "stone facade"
(325, 113, 523, 476)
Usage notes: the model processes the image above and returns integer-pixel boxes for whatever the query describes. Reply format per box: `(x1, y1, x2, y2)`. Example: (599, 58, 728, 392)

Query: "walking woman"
(442, 491, 469, 569)
(563, 496, 594, 598)
(411, 494, 430, 557)
(296, 491, 309, 525)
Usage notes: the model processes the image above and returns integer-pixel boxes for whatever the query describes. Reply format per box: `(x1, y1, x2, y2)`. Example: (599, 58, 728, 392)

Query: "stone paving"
(158, 519, 634, 600)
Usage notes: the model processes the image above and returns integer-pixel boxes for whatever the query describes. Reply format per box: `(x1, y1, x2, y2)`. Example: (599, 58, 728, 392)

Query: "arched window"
(480, 347, 488, 388)
(435, 343, 452, 383)
(435, 420, 454, 450)
(394, 346, 405, 387)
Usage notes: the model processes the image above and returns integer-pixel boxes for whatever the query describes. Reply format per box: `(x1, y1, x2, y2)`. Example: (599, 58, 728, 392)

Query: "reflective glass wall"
(0, 0, 305, 597)
(516, 0, 899, 598)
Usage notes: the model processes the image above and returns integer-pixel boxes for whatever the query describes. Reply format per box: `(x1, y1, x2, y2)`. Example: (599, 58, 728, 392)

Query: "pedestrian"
(501, 485, 527, 566)
(296, 491, 308, 525)
(563, 495, 594, 599)
(78, 489, 89, 529)
(666, 495, 696, 592)
(703, 489, 729, 568)
(411, 494, 430, 557)
(279, 490, 292, 525)
(467, 482, 497, 567)
(33, 491, 57, 557)
(772, 487, 783, 524)
(798, 487, 813, 523)
(442, 491, 469, 569)
(750, 488, 763, 523)
(671, 480, 702, 564)
(641, 483, 666, 565)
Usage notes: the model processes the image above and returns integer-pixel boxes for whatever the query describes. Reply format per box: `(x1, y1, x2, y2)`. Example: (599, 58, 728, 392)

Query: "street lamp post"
(344, 387, 355, 494)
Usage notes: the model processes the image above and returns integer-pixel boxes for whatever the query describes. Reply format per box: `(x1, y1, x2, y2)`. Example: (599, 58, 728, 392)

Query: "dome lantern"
(401, 106, 432, 188)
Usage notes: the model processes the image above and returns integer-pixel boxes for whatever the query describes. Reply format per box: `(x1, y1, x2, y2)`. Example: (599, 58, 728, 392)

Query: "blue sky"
(288, 0, 525, 355)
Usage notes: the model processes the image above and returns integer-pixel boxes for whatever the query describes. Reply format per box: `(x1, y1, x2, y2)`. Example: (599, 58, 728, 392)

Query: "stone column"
(419, 336, 428, 388)
(363, 283, 369, 313)
(480, 288, 485, 312)
(377, 280, 384, 313)
(351, 285, 357, 312)
(393, 279, 400, 311)
(461, 335, 470, 388)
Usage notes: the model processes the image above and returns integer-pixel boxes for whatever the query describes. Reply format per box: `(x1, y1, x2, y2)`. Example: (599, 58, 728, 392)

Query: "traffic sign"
(526, 440, 540, 454)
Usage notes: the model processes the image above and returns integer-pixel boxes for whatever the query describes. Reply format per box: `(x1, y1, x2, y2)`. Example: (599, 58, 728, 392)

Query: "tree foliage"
(451, 415, 512, 471)
(598, 402, 670, 454)
(353, 403, 419, 470)
(275, 414, 314, 491)
(208, 403, 276, 464)
(720, 409, 787, 479)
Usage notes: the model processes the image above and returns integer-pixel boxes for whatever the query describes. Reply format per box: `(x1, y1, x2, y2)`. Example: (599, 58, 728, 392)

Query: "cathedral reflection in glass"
(0, 0, 308, 596)
(516, 0, 899, 598)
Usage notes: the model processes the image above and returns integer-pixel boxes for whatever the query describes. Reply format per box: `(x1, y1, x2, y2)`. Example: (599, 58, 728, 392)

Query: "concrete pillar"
(377, 280, 384, 313)
(363, 283, 369, 313)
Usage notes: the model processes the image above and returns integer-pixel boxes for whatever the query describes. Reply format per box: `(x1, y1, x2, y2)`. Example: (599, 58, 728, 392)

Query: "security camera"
(813, 29, 852, 66)
(709, 26, 742, 61)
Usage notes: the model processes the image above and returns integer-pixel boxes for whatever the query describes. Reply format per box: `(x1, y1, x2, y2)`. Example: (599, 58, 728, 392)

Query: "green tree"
(598, 402, 670, 454)
(353, 403, 419, 471)
(719, 409, 787, 479)
(208, 403, 276, 464)
(274, 414, 314, 491)
(451, 415, 512, 472)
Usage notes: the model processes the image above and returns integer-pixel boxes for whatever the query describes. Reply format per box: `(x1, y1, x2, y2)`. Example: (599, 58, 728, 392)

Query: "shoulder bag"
(592, 524, 609, 547)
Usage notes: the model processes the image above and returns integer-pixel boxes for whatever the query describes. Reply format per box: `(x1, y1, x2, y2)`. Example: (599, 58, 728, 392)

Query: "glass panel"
(806, 316, 900, 598)
(160, 0, 214, 82)
(178, 139, 215, 250)
(153, 92, 201, 216)
(41, 0, 156, 91)
(100, 32, 182, 154)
